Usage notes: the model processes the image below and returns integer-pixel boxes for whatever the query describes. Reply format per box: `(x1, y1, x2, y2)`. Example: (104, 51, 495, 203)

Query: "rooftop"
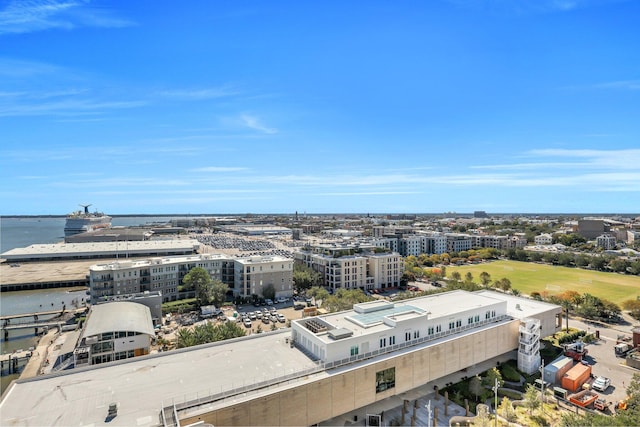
(0, 330, 321, 427)
(1, 239, 199, 259)
(82, 301, 155, 338)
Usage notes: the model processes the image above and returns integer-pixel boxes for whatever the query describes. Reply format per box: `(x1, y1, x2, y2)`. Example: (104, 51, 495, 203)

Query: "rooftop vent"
(328, 328, 353, 340)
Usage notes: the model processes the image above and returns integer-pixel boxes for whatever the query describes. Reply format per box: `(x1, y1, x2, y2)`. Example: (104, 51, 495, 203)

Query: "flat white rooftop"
(90, 253, 231, 271)
(0, 330, 320, 427)
(1, 239, 199, 259)
(312, 290, 504, 343)
(475, 290, 561, 320)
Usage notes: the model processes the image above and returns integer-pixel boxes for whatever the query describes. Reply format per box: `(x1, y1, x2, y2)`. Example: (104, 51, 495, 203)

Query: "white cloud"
(0, 0, 135, 35)
(240, 114, 278, 134)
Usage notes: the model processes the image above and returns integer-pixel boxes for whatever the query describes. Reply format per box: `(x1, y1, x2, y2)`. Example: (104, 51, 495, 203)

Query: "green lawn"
(447, 260, 640, 305)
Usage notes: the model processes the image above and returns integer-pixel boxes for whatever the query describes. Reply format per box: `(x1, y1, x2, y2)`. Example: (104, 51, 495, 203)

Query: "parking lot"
(568, 317, 636, 412)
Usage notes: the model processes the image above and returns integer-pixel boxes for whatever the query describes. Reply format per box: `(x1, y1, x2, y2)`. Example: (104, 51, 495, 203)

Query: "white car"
(243, 318, 252, 328)
(592, 376, 611, 392)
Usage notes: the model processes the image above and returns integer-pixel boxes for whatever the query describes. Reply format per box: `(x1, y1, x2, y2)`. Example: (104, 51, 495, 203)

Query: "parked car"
(592, 377, 611, 392)
(243, 318, 252, 328)
(262, 316, 270, 324)
(277, 314, 286, 323)
(265, 299, 274, 306)
(249, 312, 257, 320)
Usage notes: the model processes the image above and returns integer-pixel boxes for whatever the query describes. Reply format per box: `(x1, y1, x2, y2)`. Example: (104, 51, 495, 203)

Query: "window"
(350, 345, 359, 356)
(436, 325, 441, 333)
(405, 332, 411, 341)
(413, 331, 419, 339)
(376, 367, 396, 393)
(456, 319, 462, 327)
(379, 337, 387, 348)
(449, 321, 455, 330)
(390, 336, 396, 345)
(428, 327, 434, 335)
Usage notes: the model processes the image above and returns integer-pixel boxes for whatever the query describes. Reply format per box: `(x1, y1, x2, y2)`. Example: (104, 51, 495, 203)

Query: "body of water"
(0, 215, 184, 393)
(0, 216, 185, 253)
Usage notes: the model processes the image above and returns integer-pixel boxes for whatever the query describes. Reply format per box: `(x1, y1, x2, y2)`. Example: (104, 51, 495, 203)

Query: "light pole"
(491, 377, 499, 427)
(539, 360, 545, 414)
(425, 400, 432, 427)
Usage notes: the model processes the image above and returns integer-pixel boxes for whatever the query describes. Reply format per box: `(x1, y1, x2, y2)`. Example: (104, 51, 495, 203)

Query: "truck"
(564, 341, 588, 361)
(594, 398, 608, 411)
(615, 342, 634, 357)
(592, 376, 611, 392)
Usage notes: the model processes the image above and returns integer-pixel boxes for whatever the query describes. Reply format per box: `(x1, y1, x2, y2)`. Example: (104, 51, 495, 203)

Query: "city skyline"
(1, 0, 639, 215)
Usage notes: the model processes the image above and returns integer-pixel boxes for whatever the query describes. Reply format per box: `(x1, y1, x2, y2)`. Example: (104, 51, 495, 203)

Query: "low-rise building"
(596, 234, 616, 250)
(74, 301, 155, 368)
(535, 233, 553, 245)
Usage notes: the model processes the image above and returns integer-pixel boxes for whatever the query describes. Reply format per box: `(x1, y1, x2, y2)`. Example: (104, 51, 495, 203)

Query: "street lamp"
(491, 378, 499, 427)
(425, 400, 432, 427)
(539, 360, 546, 414)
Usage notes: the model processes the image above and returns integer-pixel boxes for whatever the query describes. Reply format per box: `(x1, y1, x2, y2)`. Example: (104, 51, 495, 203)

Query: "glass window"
(376, 367, 396, 393)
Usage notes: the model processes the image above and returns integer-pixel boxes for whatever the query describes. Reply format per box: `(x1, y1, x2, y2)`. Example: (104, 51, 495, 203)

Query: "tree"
(323, 288, 372, 313)
(623, 299, 640, 320)
(450, 271, 462, 282)
(464, 272, 474, 285)
(498, 397, 516, 422)
(293, 263, 322, 292)
(469, 375, 484, 402)
(183, 267, 213, 307)
(483, 367, 503, 389)
(307, 286, 330, 306)
(211, 280, 229, 308)
(479, 271, 491, 288)
(524, 384, 540, 415)
(262, 283, 276, 301)
(497, 278, 512, 293)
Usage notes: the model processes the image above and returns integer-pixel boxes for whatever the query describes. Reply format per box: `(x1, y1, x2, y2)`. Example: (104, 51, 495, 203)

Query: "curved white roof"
(82, 301, 155, 338)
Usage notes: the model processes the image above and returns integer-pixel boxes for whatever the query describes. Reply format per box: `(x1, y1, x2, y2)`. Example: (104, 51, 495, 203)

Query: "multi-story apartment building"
(89, 253, 292, 302)
(294, 248, 403, 291)
(445, 233, 473, 253)
(596, 234, 616, 250)
(233, 255, 294, 298)
(535, 233, 553, 245)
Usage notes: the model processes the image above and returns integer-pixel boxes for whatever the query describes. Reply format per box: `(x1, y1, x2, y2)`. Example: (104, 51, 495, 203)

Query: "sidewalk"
(19, 328, 58, 379)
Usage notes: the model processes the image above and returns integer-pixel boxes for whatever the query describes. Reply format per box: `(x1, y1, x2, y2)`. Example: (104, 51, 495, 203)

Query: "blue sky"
(1, 0, 638, 215)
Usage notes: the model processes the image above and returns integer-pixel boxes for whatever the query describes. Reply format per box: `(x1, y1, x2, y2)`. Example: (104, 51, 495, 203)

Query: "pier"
(0, 350, 32, 375)
(1, 307, 86, 340)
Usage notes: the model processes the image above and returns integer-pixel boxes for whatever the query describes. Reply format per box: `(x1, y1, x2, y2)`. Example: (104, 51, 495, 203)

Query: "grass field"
(447, 260, 640, 306)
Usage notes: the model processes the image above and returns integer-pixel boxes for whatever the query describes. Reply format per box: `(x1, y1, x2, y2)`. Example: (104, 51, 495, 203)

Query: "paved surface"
(568, 315, 638, 409)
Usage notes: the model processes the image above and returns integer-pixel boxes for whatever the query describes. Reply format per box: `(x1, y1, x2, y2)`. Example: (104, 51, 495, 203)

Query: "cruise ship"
(64, 205, 112, 237)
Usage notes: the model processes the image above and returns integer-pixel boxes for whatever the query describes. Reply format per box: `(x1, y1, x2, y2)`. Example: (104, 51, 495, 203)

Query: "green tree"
(479, 271, 491, 288)
(469, 375, 484, 402)
(293, 263, 322, 292)
(483, 367, 503, 389)
(323, 288, 372, 313)
(499, 397, 516, 422)
(523, 384, 540, 415)
(464, 272, 474, 285)
(450, 271, 462, 282)
(183, 267, 213, 307)
(623, 299, 640, 320)
(307, 286, 330, 307)
(497, 278, 512, 293)
(262, 283, 276, 301)
(211, 280, 229, 308)
(176, 328, 196, 349)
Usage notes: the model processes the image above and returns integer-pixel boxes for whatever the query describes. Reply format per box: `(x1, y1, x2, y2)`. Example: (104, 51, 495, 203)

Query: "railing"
(160, 314, 511, 426)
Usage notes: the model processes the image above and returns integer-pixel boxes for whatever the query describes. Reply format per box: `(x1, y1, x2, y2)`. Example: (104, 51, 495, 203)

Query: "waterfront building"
(0, 239, 199, 263)
(0, 290, 561, 427)
(73, 301, 155, 368)
(89, 253, 293, 302)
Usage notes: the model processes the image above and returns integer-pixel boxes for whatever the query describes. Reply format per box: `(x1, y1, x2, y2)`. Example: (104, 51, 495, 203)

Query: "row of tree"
(531, 290, 621, 326)
(175, 320, 246, 348)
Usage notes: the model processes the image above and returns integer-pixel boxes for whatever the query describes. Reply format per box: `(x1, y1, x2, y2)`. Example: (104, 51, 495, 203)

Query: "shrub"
(500, 363, 521, 382)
